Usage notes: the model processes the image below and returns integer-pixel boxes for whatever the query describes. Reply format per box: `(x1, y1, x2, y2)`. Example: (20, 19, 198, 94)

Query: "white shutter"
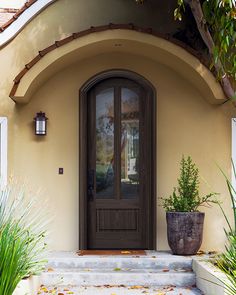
(0, 117, 7, 189)
(232, 119, 236, 197)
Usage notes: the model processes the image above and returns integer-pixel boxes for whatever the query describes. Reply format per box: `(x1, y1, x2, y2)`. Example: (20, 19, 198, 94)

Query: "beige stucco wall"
(10, 51, 233, 251)
(0, 0, 234, 251)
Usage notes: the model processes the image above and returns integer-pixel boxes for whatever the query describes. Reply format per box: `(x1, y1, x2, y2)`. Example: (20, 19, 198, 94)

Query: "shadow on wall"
(5, 0, 204, 89)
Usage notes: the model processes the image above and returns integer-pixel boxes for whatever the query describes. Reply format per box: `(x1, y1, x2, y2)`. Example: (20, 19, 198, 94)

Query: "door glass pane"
(96, 88, 115, 198)
(121, 88, 140, 199)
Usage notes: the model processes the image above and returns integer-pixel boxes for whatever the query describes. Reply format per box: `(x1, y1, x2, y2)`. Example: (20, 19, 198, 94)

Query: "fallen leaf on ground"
(129, 286, 143, 289)
(208, 251, 217, 255)
(197, 250, 206, 255)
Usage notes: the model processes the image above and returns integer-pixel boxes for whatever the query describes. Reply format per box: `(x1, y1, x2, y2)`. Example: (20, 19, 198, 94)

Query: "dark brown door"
(86, 78, 153, 249)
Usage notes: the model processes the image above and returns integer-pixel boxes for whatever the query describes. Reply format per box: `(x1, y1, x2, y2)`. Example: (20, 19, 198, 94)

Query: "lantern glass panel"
(36, 120, 46, 135)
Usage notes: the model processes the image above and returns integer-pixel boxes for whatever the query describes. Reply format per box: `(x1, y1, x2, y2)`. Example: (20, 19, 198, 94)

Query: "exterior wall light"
(34, 112, 48, 135)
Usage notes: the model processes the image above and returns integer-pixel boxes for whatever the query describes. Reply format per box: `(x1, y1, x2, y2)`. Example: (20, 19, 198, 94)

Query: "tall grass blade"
(0, 184, 48, 295)
(217, 161, 236, 294)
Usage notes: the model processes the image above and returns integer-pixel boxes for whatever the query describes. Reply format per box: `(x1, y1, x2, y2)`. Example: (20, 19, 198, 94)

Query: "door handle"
(88, 169, 95, 200)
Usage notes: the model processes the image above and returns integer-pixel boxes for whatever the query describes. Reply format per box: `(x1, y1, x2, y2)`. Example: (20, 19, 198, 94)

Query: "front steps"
(38, 285, 203, 295)
(39, 251, 203, 294)
(41, 268, 196, 286)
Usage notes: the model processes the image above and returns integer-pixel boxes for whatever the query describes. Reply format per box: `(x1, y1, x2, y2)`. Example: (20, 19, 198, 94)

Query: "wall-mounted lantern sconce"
(34, 112, 48, 135)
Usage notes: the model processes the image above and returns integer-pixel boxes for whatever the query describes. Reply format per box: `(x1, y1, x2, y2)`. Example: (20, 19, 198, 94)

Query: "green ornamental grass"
(216, 161, 236, 295)
(0, 184, 48, 295)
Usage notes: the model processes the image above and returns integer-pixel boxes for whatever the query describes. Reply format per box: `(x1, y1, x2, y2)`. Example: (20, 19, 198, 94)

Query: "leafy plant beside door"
(0, 184, 48, 295)
(215, 161, 236, 295)
(161, 156, 218, 255)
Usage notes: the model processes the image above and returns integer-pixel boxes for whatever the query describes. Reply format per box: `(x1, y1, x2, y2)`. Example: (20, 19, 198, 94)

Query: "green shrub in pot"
(161, 156, 218, 255)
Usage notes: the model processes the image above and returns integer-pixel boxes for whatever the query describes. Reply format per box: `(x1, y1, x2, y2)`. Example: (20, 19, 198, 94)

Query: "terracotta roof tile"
(0, 10, 17, 27)
(14, 67, 28, 84)
(25, 54, 41, 69)
(9, 24, 212, 101)
(0, 0, 38, 32)
(9, 83, 19, 98)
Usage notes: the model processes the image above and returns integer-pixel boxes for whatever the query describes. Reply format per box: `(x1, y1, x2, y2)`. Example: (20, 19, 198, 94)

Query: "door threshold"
(77, 250, 147, 256)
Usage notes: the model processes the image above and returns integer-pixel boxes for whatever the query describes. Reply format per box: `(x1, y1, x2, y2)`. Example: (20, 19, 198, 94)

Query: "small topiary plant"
(161, 156, 218, 212)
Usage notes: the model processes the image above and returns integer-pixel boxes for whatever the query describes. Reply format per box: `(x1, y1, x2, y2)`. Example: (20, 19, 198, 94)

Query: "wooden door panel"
(96, 208, 139, 232)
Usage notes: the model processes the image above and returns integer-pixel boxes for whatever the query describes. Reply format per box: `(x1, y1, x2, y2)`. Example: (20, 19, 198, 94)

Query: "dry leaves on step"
(129, 286, 144, 289)
(197, 250, 206, 255)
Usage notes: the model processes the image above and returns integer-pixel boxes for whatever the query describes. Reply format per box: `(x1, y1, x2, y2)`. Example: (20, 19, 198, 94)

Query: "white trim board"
(0, 0, 56, 48)
(232, 118, 236, 197)
(0, 117, 7, 189)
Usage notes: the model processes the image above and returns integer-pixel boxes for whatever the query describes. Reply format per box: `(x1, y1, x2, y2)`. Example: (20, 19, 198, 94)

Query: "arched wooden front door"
(79, 72, 156, 249)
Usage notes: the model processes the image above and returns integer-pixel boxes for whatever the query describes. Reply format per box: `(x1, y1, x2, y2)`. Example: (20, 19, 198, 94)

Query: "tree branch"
(187, 0, 235, 100)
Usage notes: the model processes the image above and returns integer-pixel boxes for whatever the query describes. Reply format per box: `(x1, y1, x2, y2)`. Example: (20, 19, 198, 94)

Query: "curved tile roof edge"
(0, 0, 37, 31)
(0, 0, 56, 48)
(9, 23, 211, 100)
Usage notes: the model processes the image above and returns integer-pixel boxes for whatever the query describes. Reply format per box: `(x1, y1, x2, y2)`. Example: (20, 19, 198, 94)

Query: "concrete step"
(41, 268, 196, 287)
(46, 251, 193, 270)
(38, 285, 203, 295)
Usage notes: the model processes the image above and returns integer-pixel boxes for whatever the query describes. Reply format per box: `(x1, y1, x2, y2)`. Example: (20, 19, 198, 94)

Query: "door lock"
(88, 169, 95, 200)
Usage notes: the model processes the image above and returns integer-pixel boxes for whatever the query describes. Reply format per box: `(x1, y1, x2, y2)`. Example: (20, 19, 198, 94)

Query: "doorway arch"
(79, 69, 156, 249)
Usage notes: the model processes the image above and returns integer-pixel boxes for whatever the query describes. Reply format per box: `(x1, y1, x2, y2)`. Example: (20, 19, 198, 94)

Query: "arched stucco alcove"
(10, 27, 226, 104)
(8, 24, 233, 252)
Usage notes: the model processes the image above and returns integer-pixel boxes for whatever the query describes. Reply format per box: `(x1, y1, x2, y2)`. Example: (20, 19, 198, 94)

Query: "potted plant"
(161, 156, 218, 255)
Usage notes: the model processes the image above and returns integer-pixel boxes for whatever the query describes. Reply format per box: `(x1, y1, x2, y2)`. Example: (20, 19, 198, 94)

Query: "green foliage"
(203, 0, 236, 80)
(216, 161, 236, 294)
(176, 0, 236, 81)
(174, 0, 185, 21)
(218, 160, 236, 231)
(0, 185, 48, 295)
(161, 156, 218, 212)
(217, 234, 236, 295)
(136, 0, 236, 85)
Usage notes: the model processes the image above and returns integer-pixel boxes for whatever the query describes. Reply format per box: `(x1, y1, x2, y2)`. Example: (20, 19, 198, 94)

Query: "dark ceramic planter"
(166, 212, 205, 255)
